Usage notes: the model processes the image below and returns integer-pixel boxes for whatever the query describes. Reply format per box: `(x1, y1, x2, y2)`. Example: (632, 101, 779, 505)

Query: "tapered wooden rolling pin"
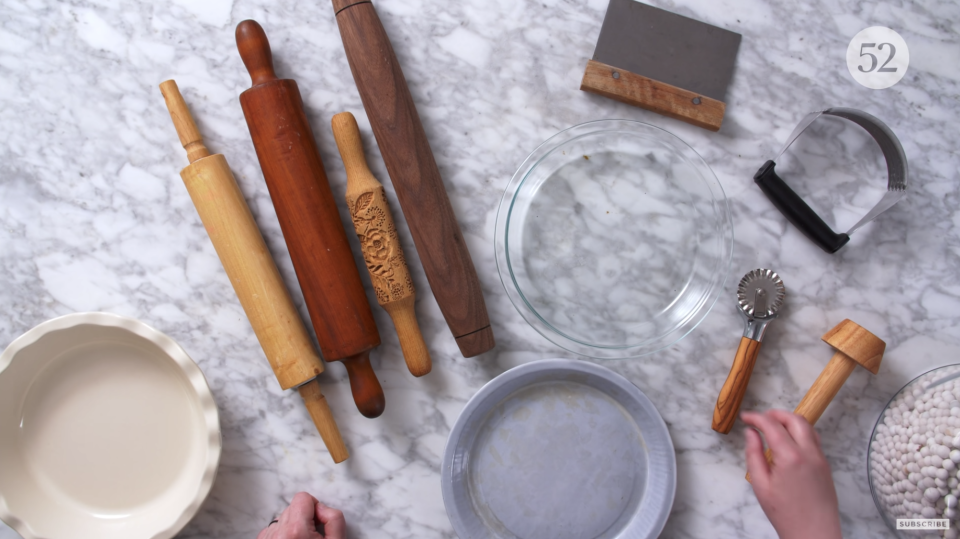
(746, 319, 885, 481)
(331, 0, 494, 358)
(331, 112, 432, 377)
(159, 80, 348, 463)
(235, 20, 385, 419)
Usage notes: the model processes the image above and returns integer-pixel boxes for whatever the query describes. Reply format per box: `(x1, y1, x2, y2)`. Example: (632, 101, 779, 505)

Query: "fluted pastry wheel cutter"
(712, 269, 786, 434)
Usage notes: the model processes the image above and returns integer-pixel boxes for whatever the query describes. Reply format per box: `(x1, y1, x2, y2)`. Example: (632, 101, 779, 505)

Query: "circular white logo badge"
(846, 26, 909, 89)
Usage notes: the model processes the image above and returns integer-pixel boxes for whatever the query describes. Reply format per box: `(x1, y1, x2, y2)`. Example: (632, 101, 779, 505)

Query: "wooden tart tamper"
(159, 80, 348, 462)
(331, 112, 432, 377)
(235, 20, 385, 418)
(331, 0, 494, 357)
(746, 319, 885, 481)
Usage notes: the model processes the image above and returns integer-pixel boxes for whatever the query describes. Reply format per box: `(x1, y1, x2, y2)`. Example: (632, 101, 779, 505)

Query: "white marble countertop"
(1, 0, 959, 537)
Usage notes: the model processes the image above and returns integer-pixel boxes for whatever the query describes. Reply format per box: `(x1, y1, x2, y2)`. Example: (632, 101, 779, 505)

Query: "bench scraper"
(580, 0, 741, 132)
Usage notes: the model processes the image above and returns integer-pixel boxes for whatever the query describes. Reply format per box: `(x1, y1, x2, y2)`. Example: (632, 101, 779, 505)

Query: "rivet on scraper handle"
(754, 108, 908, 254)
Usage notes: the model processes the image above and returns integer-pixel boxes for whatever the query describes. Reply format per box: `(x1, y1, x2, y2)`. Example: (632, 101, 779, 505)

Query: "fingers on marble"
(283, 492, 321, 530)
(768, 409, 819, 450)
(316, 502, 346, 539)
(742, 410, 795, 453)
(744, 427, 771, 484)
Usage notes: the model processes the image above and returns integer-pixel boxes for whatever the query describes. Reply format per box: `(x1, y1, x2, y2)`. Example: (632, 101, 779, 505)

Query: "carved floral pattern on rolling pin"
(350, 188, 415, 305)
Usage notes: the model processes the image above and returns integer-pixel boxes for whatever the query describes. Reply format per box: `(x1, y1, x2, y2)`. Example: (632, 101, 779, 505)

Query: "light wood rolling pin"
(746, 319, 885, 481)
(236, 20, 385, 418)
(331, 0, 494, 358)
(159, 80, 348, 463)
(331, 112, 431, 377)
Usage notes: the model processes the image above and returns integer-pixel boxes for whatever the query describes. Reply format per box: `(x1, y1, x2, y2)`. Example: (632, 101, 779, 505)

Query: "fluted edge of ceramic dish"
(0, 312, 222, 539)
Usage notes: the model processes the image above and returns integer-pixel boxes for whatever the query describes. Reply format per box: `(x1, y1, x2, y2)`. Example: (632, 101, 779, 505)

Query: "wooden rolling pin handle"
(712, 337, 761, 434)
(383, 296, 431, 377)
(339, 350, 385, 418)
(331, 112, 370, 176)
(236, 20, 279, 86)
(159, 80, 211, 163)
(298, 379, 349, 463)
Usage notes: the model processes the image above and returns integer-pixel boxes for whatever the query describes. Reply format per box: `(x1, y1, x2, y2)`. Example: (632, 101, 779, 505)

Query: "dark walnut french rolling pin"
(236, 20, 385, 418)
(331, 0, 494, 357)
(159, 80, 348, 462)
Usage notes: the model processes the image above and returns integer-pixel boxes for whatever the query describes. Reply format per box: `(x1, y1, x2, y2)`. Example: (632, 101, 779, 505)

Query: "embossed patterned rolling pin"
(159, 80, 348, 462)
(746, 319, 885, 481)
(331, 112, 432, 377)
(331, 0, 494, 357)
(235, 20, 385, 418)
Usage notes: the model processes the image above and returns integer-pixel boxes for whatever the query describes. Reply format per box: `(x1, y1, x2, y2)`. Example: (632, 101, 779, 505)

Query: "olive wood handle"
(712, 337, 762, 434)
(342, 351, 386, 418)
(331, 111, 432, 377)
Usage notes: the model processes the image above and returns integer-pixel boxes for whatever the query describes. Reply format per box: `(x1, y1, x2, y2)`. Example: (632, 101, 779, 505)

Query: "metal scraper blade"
(592, 0, 742, 102)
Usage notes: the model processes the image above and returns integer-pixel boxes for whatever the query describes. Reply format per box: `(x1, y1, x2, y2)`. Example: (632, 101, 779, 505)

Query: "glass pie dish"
(495, 120, 733, 358)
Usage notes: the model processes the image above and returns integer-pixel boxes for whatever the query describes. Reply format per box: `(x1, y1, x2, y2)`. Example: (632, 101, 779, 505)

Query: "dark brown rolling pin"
(331, 0, 495, 358)
(235, 20, 385, 418)
(159, 80, 348, 462)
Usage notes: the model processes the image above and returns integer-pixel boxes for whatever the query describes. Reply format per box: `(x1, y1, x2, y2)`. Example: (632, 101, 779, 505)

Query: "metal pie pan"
(441, 358, 676, 539)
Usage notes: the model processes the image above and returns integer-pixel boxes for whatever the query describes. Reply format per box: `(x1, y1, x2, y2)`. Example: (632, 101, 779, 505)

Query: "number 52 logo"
(846, 26, 910, 89)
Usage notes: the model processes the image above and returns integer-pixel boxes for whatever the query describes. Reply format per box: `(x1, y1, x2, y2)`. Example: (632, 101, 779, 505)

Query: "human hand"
(257, 492, 346, 539)
(741, 410, 842, 539)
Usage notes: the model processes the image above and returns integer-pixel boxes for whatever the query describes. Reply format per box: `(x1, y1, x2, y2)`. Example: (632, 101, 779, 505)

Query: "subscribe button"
(897, 519, 950, 530)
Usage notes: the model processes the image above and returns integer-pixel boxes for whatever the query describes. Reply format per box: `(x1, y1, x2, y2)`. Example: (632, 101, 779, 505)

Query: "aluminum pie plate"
(441, 359, 676, 539)
(0, 312, 221, 539)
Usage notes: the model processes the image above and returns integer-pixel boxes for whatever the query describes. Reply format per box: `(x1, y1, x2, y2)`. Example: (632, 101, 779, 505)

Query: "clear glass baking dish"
(494, 120, 733, 359)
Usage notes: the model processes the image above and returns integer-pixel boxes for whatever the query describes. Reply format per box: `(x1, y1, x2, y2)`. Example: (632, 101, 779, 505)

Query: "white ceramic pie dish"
(0, 312, 221, 539)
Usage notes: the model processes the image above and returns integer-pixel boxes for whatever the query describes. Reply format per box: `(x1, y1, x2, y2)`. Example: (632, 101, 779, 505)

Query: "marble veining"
(1, 0, 959, 537)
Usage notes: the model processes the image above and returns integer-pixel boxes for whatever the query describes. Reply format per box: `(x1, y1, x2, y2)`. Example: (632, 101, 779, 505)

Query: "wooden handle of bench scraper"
(332, 111, 432, 377)
(331, 0, 494, 358)
(160, 79, 348, 462)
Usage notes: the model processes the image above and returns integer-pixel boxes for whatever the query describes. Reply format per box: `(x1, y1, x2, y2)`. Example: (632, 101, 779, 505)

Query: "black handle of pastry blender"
(753, 161, 850, 254)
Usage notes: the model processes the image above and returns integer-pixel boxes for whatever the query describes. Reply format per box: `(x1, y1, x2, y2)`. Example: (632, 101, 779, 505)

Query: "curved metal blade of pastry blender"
(774, 108, 907, 236)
